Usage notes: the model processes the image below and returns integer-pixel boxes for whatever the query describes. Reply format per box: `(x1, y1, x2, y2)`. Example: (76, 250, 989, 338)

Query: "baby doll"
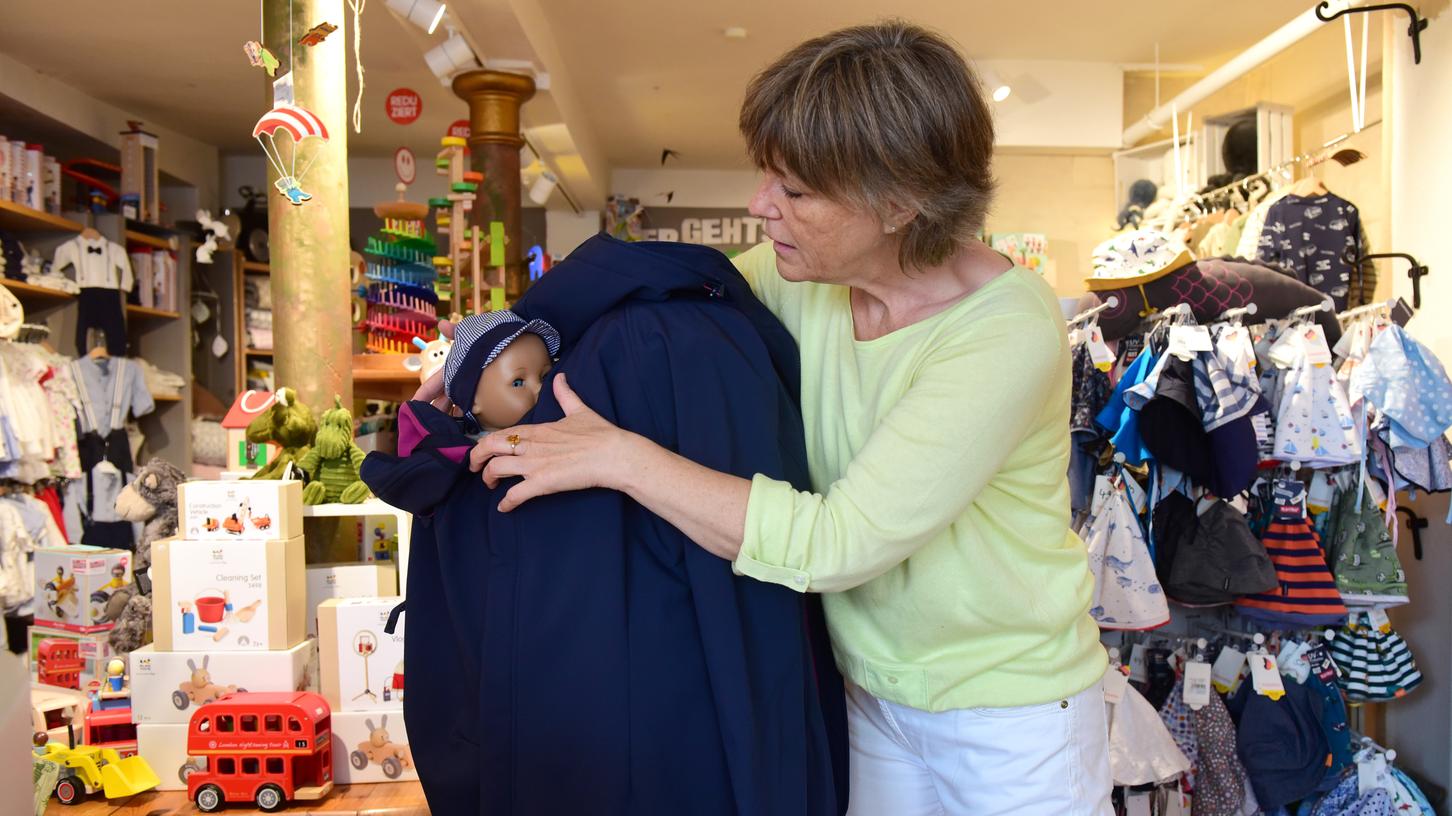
(441, 310, 562, 436)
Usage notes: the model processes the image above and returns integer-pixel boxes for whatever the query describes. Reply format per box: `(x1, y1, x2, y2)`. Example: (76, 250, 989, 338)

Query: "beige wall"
(987, 150, 1117, 296)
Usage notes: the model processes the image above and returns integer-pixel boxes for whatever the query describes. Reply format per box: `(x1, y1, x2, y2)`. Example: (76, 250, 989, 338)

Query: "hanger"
(79, 211, 102, 241)
(1290, 172, 1329, 198)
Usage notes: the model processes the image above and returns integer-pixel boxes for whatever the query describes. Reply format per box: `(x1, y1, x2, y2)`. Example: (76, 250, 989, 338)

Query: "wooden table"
(47, 781, 428, 815)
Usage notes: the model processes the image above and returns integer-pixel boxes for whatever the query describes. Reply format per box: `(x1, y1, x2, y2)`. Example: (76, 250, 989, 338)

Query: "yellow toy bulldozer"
(35, 741, 160, 805)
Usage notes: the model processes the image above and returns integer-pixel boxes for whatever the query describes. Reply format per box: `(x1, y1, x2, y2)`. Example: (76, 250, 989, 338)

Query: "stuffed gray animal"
(108, 458, 186, 655)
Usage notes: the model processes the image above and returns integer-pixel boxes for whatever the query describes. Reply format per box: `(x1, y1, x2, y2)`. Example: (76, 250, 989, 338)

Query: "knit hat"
(1087, 230, 1195, 291)
(1190, 690, 1248, 816)
(1233, 678, 1331, 810)
(1235, 518, 1349, 628)
(1326, 485, 1408, 607)
(1328, 612, 1423, 702)
(1164, 500, 1279, 606)
(443, 310, 562, 429)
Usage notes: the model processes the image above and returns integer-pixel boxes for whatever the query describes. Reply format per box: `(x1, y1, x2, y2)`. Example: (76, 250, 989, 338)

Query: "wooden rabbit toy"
(349, 714, 413, 779)
(173, 656, 242, 710)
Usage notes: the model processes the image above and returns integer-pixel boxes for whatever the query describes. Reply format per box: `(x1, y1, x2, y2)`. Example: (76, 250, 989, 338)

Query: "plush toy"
(109, 457, 187, 655)
(245, 387, 317, 481)
(298, 396, 371, 505)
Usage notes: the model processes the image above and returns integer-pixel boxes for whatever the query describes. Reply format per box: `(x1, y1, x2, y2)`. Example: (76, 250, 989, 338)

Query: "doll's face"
(473, 333, 553, 431)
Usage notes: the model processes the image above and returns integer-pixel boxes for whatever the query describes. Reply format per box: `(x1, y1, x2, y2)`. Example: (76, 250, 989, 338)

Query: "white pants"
(844, 681, 1113, 816)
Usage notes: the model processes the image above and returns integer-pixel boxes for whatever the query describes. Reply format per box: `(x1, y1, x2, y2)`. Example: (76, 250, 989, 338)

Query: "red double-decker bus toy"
(184, 691, 334, 812)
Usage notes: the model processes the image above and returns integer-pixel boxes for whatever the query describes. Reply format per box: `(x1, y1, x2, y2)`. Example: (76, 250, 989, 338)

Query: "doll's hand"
(471, 373, 638, 512)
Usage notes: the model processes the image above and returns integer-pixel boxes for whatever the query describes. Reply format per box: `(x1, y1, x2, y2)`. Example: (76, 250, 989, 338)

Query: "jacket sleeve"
(115, 246, 133, 292)
(733, 312, 1064, 593)
(52, 240, 77, 281)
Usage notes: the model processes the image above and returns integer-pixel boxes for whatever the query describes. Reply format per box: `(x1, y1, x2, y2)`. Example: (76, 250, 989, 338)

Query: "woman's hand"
(470, 372, 640, 512)
(412, 319, 454, 408)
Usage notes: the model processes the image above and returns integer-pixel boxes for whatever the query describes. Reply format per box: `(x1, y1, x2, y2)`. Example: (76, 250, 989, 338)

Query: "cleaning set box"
(28, 624, 113, 690)
(331, 708, 416, 784)
(33, 546, 134, 633)
(176, 479, 303, 541)
(305, 564, 398, 637)
(136, 723, 204, 791)
(127, 640, 316, 724)
(151, 535, 306, 652)
(317, 597, 405, 712)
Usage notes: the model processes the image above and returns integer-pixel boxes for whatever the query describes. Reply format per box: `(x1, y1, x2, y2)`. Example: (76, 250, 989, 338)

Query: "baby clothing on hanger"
(1256, 193, 1363, 311)
(1082, 475, 1169, 630)
(1235, 513, 1348, 628)
(52, 234, 132, 355)
(65, 356, 152, 549)
(1325, 485, 1408, 607)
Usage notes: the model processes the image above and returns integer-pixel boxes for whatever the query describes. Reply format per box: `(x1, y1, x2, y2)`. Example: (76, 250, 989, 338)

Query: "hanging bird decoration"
(253, 104, 330, 206)
(299, 21, 338, 46)
(244, 41, 281, 77)
(660, 148, 680, 166)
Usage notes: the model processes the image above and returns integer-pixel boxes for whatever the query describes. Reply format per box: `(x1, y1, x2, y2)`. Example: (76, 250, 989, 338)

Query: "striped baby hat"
(1236, 519, 1349, 627)
(1328, 611, 1423, 702)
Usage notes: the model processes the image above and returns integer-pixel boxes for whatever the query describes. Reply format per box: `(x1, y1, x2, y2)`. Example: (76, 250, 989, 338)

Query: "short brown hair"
(740, 21, 996, 270)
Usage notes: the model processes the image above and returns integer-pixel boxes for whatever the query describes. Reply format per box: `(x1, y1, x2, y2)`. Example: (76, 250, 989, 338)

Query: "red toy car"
(184, 691, 334, 812)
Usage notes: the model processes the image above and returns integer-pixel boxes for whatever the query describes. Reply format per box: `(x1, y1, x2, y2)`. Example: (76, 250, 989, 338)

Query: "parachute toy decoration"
(253, 103, 329, 206)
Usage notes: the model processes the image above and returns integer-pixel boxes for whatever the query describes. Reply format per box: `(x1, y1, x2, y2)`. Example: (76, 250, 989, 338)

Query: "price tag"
(1308, 471, 1335, 514)
(1122, 474, 1148, 515)
(1307, 641, 1339, 682)
(1267, 326, 1303, 368)
(1358, 753, 1391, 797)
(1250, 653, 1286, 700)
(1368, 607, 1392, 633)
(1127, 644, 1149, 683)
(1168, 325, 1214, 360)
(1090, 475, 1115, 517)
(1102, 664, 1130, 705)
(1183, 661, 1213, 710)
(1302, 323, 1334, 365)
(1125, 792, 1152, 816)
(1161, 786, 1190, 816)
(1211, 647, 1247, 694)
(1277, 640, 1311, 684)
(1087, 327, 1115, 371)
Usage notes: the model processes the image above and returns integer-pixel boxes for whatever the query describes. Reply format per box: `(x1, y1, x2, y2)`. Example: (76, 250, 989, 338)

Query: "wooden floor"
(47, 781, 428, 815)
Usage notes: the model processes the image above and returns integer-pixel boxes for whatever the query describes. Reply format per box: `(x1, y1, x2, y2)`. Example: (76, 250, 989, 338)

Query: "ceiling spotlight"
(387, 0, 448, 34)
(425, 32, 479, 85)
(529, 171, 559, 206)
(980, 68, 1012, 103)
(724, 26, 748, 39)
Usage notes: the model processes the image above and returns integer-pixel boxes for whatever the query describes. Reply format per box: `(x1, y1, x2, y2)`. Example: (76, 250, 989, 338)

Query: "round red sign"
(386, 88, 422, 125)
(447, 119, 471, 139)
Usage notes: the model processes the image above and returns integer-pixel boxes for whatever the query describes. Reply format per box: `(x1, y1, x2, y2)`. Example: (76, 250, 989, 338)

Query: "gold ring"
(507, 433, 521, 453)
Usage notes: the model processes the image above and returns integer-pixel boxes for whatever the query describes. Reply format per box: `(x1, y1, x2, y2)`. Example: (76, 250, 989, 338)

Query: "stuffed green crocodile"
(297, 396, 371, 505)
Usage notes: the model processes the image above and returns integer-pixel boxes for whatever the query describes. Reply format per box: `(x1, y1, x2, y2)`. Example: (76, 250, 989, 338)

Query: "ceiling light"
(980, 68, 1011, 103)
(529, 171, 558, 206)
(724, 27, 748, 39)
(387, 0, 448, 34)
(425, 32, 479, 85)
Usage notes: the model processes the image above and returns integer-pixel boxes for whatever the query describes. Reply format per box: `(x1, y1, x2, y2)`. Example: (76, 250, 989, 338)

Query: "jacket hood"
(516, 235, 799, 389)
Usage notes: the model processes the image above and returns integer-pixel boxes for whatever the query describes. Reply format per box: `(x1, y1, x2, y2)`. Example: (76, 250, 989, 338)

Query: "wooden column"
(451, 70, 536, 299)
(262, 0, 352, 408)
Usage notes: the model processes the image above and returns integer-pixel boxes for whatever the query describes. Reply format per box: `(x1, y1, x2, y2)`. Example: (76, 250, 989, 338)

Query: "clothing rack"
(1176, 121, 1381, 211)
(1066, 295, 1119, 326)
(1291, 300, 1334, 320)
(1148, 303, 1193, 324)
(1218, 304, 1259, 324)
(1337, 298, 1400, 322)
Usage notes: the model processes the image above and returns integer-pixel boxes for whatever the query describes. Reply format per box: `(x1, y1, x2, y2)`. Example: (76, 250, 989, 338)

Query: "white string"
(1343, 17, 1361, 133)
(349, 0, 366, 133)
(1358, 15, 1369, 132)
(289, 0, 295, 74)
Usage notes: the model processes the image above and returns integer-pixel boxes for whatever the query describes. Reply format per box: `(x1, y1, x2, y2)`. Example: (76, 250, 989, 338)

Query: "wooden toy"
(184, 692, 335, 812)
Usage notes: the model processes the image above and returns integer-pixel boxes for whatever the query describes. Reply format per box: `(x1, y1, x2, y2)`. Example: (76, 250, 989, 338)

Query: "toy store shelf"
(125, 304, 180, 320)
(153, 393, 183, 403)
(2, 279, 76, 304)
(0, 199, 82, 232)
(353, 353, 419, 402)
(123, 229, 177, 250)
(51, 780, 428, 814)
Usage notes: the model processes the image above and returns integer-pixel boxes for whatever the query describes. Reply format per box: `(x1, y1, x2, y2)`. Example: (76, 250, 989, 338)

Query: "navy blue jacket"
(362, 235, 847, 816)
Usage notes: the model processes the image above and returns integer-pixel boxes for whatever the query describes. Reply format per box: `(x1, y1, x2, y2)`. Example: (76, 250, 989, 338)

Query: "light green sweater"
(731, 243, 1106, 712)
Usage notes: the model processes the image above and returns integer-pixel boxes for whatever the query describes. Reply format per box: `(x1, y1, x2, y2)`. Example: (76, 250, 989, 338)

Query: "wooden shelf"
(126, 304, 179, 320)
(354, 353, 422, 402)
(245, 347, 274, 356)
(0, 199, 82, 232)
(241, 260, 271, 273)
(54, 779, 426, 815)
(123, 229, 177, 250)
(154, 393, 184, 403)
(1, 279, 76, 303)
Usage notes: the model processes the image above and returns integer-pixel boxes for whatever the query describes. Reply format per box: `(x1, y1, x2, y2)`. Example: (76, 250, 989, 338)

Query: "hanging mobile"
(253, 104, 329, 205)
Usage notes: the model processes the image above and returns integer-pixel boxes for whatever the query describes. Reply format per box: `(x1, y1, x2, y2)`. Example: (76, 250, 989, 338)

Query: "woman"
(472, 22, 1111, 814)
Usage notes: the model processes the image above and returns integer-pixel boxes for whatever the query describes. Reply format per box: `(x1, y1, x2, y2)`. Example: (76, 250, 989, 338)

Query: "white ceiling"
(0, 0, 1322, 203)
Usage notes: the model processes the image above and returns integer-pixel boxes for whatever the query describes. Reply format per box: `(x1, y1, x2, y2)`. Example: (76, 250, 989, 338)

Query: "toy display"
(30, 685, 89, 746)
(297, 397, 371, 505)
(305, 564, 397, 637)
(331, 710, 416, 783)
(109, 456, 187, 655)
(34, 546, 133, 633)
(177, 479, 303, 541)
(361, 185, 439, 353)
(151, 535, 306, 651)
(30, 625, 114, 690)
(136, 723, 203, 791)
(128, 641, 315, 723)
(253, 104, 329, 206)
(82, 660, 139, 757)
(221, 390, 282, 473)
(34, 740, 160, 805)
(244, 387, 318, 482)
(318, 597, 405, 712)
(184, 692, 335, 812)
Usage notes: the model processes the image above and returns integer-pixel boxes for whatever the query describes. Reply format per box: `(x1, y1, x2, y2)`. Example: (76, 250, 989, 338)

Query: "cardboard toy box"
(318, 597, 405, 713)
(152, 535, 306, 652)
(305, 564, 398, 638)
(331, 708, 416, 783)
(128, 640, 317, 725)
(33, 546, 134, 633)
(137, 723, 205, 791)
(28, 625, 113, 690)
(177, 479, 302, 541)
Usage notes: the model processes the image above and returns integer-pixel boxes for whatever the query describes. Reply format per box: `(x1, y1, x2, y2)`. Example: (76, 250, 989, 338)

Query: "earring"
(885, 224, 898, 234)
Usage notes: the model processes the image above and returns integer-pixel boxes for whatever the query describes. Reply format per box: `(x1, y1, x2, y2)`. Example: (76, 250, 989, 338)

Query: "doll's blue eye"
(512, 378, 525, 387)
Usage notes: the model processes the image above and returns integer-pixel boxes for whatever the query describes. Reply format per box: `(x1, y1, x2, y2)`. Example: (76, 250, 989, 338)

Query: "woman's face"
(748, 169, 893, 284)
